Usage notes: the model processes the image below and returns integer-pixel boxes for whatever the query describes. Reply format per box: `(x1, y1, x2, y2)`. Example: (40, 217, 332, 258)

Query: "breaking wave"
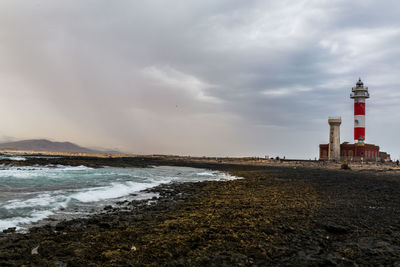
(0, 165, 239, 231)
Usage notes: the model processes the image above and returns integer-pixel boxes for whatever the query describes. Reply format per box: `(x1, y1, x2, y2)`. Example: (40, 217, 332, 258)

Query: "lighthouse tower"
(320, 78, 387, 162)
(350, 78, 370, 143)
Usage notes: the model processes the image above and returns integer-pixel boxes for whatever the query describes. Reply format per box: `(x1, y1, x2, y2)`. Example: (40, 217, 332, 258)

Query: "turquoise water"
(0, 159, 237, 231)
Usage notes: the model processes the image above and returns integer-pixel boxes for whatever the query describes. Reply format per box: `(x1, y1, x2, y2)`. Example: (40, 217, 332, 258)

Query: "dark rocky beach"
(0, 156, 399, 266)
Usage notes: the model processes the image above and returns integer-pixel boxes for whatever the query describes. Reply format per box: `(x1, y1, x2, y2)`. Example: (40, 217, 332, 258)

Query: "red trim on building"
(354, 103, 365, 115)
(354, 127, 365, 141)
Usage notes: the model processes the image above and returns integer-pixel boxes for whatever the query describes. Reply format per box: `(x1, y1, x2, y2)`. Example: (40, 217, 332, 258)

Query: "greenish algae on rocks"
(0, 159, 399, 266)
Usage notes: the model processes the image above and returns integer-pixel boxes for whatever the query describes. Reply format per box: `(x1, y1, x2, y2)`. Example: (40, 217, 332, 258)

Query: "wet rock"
(55, 224, 66, 231)
(341, 163, 351, 170)
(103, 205, 113, 211)
(116, 200, 129, 205)
(376, 241, 390, 248)
(2, 227, 16, 233)
(98, 222, 112, 229)
(54, 261, 67, 267)
(322, 222, 350, 234)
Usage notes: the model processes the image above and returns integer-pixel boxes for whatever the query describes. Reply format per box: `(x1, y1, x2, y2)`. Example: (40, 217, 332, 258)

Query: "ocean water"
(0, 159, 237, 231)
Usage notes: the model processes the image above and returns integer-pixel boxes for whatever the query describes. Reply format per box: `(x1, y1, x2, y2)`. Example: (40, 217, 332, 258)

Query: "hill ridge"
(0, 139, 98, 153)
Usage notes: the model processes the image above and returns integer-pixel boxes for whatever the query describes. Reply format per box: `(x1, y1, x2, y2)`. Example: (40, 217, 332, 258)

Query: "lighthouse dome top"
(351, 78, 369, 99)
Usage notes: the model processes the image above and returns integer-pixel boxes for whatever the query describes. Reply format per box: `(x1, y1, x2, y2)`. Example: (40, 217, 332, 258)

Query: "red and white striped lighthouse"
(350, 78, 370, 143)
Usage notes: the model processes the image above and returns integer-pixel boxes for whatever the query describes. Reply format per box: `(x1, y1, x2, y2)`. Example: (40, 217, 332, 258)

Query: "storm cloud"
(0, 0, 400, 158)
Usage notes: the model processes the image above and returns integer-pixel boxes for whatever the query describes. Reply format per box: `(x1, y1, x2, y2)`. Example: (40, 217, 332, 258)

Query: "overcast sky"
(1, 0, 400, 158)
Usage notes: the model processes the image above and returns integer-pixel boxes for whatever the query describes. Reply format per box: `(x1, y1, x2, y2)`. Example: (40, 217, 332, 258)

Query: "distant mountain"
(0, 139, 99, 153)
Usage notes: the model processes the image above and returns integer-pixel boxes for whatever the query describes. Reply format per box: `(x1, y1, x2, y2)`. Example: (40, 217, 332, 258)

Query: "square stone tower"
(328, 117, 341, 161)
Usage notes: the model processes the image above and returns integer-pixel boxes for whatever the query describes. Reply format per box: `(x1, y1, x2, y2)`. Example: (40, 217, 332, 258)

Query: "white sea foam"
(0, 210, 54, 231)
(55, 165, 93, 171)
(214, 172, 240, 181)
(9, 156, 26, 161)
(0, 156, 26, 161)
(0, 165, 93, 179)
(70, 180, 167, 203)
(3, 194, 70, 210)
(0, 167, 47, 179)
(196, 171, 215, 176)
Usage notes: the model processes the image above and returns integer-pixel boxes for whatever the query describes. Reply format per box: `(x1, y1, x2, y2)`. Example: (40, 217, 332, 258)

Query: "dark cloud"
(0, 0, 399, 158)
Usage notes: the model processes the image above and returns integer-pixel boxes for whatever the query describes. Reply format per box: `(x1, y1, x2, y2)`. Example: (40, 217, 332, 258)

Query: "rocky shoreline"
(0, 157, 399, 266)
